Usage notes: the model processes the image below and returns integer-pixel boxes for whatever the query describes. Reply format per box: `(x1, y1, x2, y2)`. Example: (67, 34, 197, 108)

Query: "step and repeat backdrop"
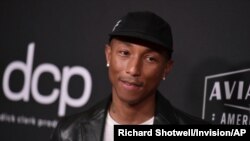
(1, 0, 250, 140)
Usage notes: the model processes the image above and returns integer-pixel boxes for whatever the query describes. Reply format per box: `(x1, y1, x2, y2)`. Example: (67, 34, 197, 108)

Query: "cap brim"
(109, 31, 172, 52)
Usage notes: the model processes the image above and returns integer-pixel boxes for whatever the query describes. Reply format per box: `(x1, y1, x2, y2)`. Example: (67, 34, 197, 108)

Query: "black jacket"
(50, 92, 208, 141)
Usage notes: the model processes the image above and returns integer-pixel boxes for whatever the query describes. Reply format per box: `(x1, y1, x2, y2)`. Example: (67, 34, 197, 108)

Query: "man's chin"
(117, 94, 142, 105)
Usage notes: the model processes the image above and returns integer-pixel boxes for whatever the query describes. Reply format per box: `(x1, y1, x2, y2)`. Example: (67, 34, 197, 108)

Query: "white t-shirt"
(103, 112, 154, 141)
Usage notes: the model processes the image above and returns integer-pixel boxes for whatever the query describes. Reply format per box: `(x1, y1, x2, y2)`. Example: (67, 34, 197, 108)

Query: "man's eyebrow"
(120, 40, 133, 46)
(144, 48, 162, 55)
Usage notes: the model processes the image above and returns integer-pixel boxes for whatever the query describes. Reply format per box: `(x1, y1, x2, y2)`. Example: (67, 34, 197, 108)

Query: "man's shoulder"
(56, 96, 110, 129)
(50, 97, 110, 141)
(173, 107, 210, 125)
(156, 92, 210, 125)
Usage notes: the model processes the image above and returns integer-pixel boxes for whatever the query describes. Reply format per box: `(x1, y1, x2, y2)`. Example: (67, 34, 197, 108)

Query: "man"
(50, 11, 208, 141)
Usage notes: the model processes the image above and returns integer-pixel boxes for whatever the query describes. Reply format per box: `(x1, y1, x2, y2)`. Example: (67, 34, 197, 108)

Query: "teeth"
(121, 79, 141, 87)
(123, 81, 133, 86)
(126, 82, 133, 86)
(127, 82, 138, 86)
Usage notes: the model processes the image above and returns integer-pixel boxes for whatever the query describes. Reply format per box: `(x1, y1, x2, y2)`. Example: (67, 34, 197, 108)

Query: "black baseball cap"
(109, 11, 173, 53)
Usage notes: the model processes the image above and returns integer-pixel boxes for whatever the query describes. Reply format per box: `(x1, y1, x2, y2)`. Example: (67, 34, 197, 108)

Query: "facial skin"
(105, 37, 173, 110)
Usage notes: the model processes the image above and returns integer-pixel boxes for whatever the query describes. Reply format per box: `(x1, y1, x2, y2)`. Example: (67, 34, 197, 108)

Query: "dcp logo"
(2, 42, 92, 117)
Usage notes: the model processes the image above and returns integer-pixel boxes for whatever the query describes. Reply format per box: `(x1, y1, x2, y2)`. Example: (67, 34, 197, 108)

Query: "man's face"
(105, 38, 173, 105)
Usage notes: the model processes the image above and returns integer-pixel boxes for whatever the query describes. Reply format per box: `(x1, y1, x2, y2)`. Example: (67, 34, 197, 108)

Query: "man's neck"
(109, 93, 155, 124)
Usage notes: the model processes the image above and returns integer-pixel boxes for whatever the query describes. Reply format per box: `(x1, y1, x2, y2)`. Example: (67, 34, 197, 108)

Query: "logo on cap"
(112, 20, 122, 32)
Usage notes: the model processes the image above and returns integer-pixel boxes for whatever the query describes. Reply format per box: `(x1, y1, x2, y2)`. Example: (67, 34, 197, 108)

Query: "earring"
(106, 63, 110, 67)
(162, 76, 166, 80)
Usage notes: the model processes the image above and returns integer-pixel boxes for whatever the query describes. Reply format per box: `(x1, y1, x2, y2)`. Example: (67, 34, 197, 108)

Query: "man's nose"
(126, 57, 142, 77)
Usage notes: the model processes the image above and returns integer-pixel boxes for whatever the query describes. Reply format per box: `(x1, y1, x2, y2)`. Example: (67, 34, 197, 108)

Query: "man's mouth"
(119, 77, 143, 90)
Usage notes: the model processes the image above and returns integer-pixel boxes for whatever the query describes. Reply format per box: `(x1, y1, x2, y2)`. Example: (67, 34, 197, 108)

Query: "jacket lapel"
(154, 92, 179, 124)
(80, 96, 111, 141)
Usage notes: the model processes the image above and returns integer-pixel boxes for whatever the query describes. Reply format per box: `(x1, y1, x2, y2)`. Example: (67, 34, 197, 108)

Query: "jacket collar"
(100, 91, 180, 125)
(91, 91, 179, 140)
(154, 91, 179, 124)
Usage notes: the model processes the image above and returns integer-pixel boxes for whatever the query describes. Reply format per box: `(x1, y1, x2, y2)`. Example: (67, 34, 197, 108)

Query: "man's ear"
(105, 44, 111, 65)
(163, 60, 174, 78)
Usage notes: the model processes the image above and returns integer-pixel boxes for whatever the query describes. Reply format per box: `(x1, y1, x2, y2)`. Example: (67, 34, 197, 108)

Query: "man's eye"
(119, 51, 129, 56)
(147, 57, 155, 62)
(146, 56, 157, 62)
